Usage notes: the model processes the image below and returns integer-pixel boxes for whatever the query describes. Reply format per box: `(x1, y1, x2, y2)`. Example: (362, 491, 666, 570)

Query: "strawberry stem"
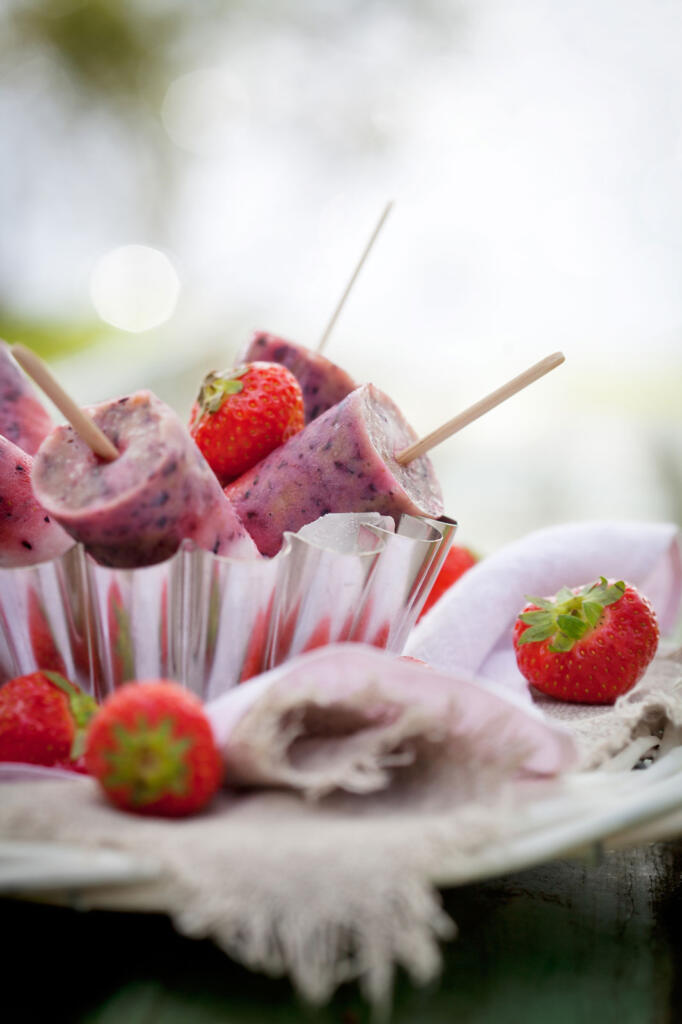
(194, 367, 248, 424)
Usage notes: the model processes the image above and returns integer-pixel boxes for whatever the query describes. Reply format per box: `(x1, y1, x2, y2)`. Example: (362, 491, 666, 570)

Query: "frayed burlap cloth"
(1, 646, 681, 1008)
(537, 643, 682, 767)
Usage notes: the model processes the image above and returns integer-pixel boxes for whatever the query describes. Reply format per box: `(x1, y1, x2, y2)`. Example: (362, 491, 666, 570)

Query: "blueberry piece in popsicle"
(32, 390, 260, 568)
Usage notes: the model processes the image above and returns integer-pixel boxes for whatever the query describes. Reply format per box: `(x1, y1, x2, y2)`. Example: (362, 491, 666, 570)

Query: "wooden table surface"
(4, 841, 681, 1023)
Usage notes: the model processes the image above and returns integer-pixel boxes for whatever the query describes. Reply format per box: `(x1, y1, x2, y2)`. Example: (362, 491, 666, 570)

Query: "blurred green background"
(1, 0, 681, 553)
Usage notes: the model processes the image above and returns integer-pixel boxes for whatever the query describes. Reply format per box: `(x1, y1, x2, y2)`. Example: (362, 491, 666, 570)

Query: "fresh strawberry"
(84, 680, 223, 817)
(189, 362, 304, 485)
(513, 578, 659, 704)
(0, 671, 97, 766)
(417, 544, 478, 621)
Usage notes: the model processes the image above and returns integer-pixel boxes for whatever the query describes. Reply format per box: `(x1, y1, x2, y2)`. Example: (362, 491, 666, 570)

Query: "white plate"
(1, 748, 681, 902)
(434, 744, 682, 887)
(0, 839, 161, 894)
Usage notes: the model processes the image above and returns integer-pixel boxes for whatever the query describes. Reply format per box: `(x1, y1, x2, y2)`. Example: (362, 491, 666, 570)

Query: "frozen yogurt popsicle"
(0, 436, 75, 567)
(225, 383, 444, 556)
(240, 332, 356, 422)
(0, 341, 53, 455)
(32, 390, 260, 568)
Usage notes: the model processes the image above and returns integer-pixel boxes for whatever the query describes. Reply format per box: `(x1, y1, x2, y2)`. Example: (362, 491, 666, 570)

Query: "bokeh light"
(161, 68, 249, 157)
(89, 246, 180, 333)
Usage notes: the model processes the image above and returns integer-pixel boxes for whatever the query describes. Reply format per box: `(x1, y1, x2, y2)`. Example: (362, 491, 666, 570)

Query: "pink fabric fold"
(405, 521, 682, 697)
(206, 643, 577, 796)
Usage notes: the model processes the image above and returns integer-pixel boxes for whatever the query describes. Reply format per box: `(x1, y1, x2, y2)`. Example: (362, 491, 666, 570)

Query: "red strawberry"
(417, 545, 478, 621)
(190, 362, 304, 485)
(0, 671, 98, 766)
(513, 577, 659, 704)
(84, 680, 223, 817)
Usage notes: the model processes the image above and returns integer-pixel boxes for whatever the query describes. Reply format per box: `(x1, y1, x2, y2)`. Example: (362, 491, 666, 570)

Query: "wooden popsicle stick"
(317, 200, 394, 354)
(11, 344, 119, 461)
(396, 351, 565, 465)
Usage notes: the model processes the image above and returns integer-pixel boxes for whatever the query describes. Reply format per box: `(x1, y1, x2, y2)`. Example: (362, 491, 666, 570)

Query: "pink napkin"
(404, 521, 682, 697)
(206, 643, 577, 797)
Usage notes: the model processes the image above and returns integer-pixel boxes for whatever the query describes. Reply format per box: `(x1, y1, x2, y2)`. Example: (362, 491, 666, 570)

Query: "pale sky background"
(1, 0, 680, 553)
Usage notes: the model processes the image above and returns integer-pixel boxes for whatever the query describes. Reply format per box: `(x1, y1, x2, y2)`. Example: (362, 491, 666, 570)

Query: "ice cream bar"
(0, 436, 75, 567)
(225, 383, 444, 556)
(32, 390, 260, 568)
(240, 332, 356, 422)
(0, 341, 53, 455)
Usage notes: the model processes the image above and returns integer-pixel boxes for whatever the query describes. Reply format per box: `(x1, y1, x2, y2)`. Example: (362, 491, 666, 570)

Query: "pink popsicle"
(0, 341, 53, 454)
(32, 390, 260, 568)
(0, 436, 74, 567)
(225, 383, 444, 557)
(240, 331, 356, 422)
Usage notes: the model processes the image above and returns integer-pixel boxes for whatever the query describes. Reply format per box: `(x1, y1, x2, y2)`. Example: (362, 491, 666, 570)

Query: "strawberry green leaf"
(580, 576, 605, 596)
(583, 600, 603, 627)
(549, 633, 575, 653)
(556, 614, 589, 640)
(43, 671, 98, 762)
(195, 367, 250, 421)
(43, 670, 78, 696)
(524, 596, 556, 611)
(44, 671, 97, 727)
(517, 622, 556, 644)
(70, 729, 88, 761)
(519, 611, 554, 628)
(585, 578, 625, 604)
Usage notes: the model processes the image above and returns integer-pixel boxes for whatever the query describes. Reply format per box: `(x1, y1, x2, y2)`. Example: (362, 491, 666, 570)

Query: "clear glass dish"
(0, 512, 455, 700)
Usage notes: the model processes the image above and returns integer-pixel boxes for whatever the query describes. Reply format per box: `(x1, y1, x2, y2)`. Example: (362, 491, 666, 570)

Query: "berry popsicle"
(240, 332, 356, 423)
(0, 436, 75, 567)
(32, 390, 260, 568)
(0, 341, 53, 454)
(225, 383, 444, 557)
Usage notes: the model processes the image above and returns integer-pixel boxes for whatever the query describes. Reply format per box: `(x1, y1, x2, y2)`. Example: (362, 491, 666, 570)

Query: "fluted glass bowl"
(0, 512, 455, 700)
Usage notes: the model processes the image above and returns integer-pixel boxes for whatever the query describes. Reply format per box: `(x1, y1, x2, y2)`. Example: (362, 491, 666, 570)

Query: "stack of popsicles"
(1, 334, 449, 570)
(2, 322, 565, 577)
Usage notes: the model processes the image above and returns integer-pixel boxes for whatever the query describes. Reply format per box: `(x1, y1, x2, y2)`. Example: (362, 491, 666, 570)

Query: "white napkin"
(405, 521, 682, 697)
